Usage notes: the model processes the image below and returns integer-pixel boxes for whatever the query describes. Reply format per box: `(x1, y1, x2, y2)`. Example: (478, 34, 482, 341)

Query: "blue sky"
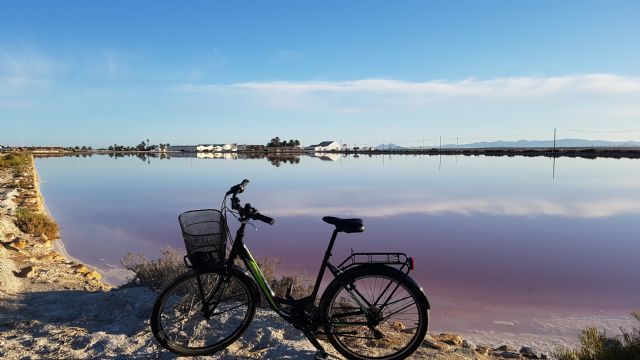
(1, 0, 640, 147)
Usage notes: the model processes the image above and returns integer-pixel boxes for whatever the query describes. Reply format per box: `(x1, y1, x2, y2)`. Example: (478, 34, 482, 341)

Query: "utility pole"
(439, 136, 442, 151)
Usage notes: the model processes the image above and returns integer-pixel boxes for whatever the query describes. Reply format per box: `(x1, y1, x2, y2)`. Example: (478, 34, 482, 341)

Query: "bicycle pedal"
(314, 350, 329, 360)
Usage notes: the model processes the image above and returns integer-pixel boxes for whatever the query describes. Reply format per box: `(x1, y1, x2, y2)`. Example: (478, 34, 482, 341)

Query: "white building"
(197, 144, 238, 152)
(170, 144, 237, 152)
(304, 141, 341, 152)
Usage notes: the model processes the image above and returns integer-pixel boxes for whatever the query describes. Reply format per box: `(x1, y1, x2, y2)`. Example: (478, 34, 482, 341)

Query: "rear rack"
(337, 250, 414, 274)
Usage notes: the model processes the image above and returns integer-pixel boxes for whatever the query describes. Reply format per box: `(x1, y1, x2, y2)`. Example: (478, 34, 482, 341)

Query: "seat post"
(310, 228, 339, 300)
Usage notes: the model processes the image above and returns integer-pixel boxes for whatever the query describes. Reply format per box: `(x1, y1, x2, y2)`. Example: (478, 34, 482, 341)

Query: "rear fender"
(331, 264, 430, 309)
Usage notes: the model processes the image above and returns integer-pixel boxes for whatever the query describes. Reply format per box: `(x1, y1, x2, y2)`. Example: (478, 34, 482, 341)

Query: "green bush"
(14, 208, 59, 239)
(0, 152, 30, 169)
(553, 311, 640, 360)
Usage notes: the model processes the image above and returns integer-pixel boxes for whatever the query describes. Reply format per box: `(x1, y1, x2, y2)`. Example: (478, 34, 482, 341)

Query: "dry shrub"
(14, 208, 59, 239)
(0, 153, 30, 169)
(257, 256, 313, 302)
(553, 310, 640, 360)
(120, 249, 312, 301)
(120, 248, 186, 291)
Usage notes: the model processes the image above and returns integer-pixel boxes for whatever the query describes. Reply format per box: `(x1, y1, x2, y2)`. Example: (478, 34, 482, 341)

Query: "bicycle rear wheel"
(150, 267, 258, 356)
(319, 265, 429, 360)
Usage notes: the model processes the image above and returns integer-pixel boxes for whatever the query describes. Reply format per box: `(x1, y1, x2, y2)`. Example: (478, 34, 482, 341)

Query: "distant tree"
(267, 137, 281, 147)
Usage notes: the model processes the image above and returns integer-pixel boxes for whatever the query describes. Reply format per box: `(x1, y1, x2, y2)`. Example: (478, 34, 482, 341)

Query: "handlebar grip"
(253, 212, 275, 225)
(226, 179, 251, 195)
(239, 179, 250, 192)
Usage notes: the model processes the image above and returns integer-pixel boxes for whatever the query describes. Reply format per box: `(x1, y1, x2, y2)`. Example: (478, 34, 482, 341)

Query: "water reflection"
(36, 152, 310, 166)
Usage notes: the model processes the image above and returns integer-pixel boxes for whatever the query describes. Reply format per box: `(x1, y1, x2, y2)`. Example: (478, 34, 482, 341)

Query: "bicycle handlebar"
(226, 179, 276, 225)
(252, 212, 275, 225)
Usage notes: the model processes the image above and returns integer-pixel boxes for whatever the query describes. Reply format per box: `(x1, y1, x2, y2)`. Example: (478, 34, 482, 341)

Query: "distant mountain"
(443, 139, 640, 148)
(374, 143, 405, 150)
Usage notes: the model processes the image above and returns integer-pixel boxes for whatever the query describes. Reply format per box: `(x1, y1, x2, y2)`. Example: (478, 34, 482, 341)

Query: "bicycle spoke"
(155, 271, 254, 353)
(327, 273, 424, 359)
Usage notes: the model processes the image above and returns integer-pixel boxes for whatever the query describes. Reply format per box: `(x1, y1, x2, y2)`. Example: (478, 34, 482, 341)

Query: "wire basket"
(178, 209, 227, 268)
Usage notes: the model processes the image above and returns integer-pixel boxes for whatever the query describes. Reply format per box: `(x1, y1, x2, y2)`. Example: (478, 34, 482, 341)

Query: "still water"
(35, 153, 640, 342)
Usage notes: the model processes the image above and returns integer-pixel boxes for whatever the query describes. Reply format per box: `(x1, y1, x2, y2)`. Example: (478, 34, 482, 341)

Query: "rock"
(604, 338, 622, 349)
(475, 345, 490, 355)
(433, 333, 463, 347)
(455, 347, 476, 357)
(39, 233, 48, 241)
(10, 238, 27, 250)
(496, 345, 518, 352)
(423, 338, 451, 351)
(494, 350, 524, 359)
(391, 321, 405, 331)
(520, 346, 540, 358)
(13, 265, 35, 278)
(462, 339, 476, 350)
(85, 270, 102, 281)
(73, 265, 90, 274)
(42, 240, 52, 249)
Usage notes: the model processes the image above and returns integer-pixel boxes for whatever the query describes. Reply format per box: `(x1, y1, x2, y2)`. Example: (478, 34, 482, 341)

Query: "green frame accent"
(243, 246, 279, 309)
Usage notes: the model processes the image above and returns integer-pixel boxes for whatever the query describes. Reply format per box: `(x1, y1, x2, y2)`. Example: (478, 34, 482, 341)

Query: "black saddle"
(322, 216, 364, 233)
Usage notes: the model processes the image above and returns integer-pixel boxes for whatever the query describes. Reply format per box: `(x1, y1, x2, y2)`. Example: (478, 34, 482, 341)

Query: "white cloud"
(176, 74, 640, 98)
(264, 196, 640, 219)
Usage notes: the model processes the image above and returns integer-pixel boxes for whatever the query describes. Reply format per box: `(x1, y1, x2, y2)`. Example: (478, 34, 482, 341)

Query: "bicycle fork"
(195, 273, 228, 320)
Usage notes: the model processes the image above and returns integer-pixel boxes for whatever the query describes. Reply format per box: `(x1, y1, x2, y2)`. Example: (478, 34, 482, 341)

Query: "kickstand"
(314, 349, 329, 360)
(303, 331, 328, 359)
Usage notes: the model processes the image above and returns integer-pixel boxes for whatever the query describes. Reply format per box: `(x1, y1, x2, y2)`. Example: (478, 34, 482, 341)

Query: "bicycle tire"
(319, 265, 429, 360)
(150, 267, 258, 356)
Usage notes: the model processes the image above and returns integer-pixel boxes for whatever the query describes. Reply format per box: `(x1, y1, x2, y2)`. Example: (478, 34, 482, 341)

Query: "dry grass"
(14, 208, 59, 239)
(0, 152, 31, 169)
(553, 311, 640, 360)
(256, 256, 312, 301)
(120, 248, 312, 300)
(120, 248, 187, 291)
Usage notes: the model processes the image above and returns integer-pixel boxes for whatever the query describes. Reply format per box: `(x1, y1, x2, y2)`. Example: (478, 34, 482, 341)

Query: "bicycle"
(150, 179, 430, 359)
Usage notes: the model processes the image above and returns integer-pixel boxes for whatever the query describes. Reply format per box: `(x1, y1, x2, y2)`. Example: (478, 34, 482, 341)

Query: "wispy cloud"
(0, 48, 54, 95)
(263, 196, 640, 219)
(176, 74, 640, 97)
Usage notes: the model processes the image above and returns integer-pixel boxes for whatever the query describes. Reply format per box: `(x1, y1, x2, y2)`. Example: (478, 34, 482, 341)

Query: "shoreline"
(33, 157, 132, 286)
(0, 153, 111, 294)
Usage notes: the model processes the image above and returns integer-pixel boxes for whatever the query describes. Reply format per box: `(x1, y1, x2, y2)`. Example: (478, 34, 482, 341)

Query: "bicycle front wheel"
(319, 265, 429, 360)
(150, 267, 258, 356)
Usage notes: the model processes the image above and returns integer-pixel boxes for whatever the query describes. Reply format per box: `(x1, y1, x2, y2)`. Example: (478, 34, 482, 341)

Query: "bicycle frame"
(223, 218, 415, 331)
(224, 220, 342, 324)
